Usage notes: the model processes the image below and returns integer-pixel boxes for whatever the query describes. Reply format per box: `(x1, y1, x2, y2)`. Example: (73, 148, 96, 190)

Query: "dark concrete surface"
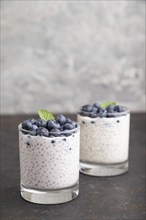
(0, 113, 146, 220)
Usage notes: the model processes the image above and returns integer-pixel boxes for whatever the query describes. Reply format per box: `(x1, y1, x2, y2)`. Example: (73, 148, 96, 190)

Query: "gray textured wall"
(1, 1, 145, 114)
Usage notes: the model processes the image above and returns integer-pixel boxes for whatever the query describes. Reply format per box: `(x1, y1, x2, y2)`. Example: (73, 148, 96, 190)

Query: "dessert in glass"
(77, 102, 130, 176)
(18, 110, 80, 204)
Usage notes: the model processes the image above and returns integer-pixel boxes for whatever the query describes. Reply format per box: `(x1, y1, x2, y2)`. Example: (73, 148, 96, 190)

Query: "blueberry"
(22, 120, 33, 131)
(50, 128, 61, 133)
(106, 105, 115, 113)
(92, 106, 98, 113)
(63, 131, 72, 137)
(114, 105, 124, 112)
(71, 121, 77, 128)
(99, 108, 107, 118)
(36, 127, 49, 137)
(63, 123, 75, 130)
(80, 111, 90, 117)
(65, 118, 72, 123)
(29, 130, 37, 136)
(35, 119, 47, 128)
(59, 134, 66, 137)
(50, 128, 61, 136)
(49, 135, 55, 138)
(47, 120, 60, 130)
(21, 130, 30, 135)
(89, 112, 98, 118)
(55, 114, 66, 125)
(82, 105, 93, 112)
(32, 124, 38, 131)
(59, 126, 64, 131)
(93, 103, 100, 108)
(28, 118, 36, 124)
(65, 118, 77, 128)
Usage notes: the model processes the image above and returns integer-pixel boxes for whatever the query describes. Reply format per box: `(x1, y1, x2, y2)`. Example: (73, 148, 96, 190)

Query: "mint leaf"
(100, 101, 116, 109)
(37, 109, 54, 122)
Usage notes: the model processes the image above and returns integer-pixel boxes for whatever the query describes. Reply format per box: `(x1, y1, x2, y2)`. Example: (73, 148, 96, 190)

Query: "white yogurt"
(19, 126, 80, 190)
(77, 113, 130, 164)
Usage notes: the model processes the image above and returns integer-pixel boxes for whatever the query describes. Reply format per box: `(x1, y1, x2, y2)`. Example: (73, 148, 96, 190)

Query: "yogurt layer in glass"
(18, 114, 80, 204)
(77, 103, 130, 176)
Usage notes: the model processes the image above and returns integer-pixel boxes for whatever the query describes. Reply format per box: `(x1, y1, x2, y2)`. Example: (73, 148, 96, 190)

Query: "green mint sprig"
(100, 101, 116, 109)
(37, 109, 54, 122)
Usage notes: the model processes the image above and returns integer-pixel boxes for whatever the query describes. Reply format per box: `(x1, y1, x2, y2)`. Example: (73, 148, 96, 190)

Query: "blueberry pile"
(21, 115, 77, 137)
(79, 103, 126, 118)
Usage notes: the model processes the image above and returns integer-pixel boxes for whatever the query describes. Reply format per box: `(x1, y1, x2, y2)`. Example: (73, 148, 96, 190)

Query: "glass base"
(21, 182, 79, 204)
(80, 160, 128, 177)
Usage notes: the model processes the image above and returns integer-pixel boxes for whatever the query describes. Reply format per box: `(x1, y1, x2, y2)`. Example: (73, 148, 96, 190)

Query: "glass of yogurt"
(77, 102, 130, 176)
(18, 111, 80, 204)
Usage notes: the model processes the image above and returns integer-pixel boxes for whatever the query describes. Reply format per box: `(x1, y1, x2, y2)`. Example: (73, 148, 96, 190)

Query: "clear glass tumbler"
(77, 110, 130, 176)
(18, 124, 80, 204)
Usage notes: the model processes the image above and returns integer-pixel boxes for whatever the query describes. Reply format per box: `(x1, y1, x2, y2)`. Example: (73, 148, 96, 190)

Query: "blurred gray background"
(1, 0, 145, 114)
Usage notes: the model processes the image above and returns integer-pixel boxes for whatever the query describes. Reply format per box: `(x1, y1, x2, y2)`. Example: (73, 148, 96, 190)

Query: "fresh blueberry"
(47, 120, 60, 130)
(106, 105, 115, 113)
(35, 119, 47, 128)
(22, 130, 30, 135)
(50, 128, 61, 136)
(28, 118, 36, 124)
(65, 118, 72, 123)
(80, 111, 90, 117)
(99, 108, 107, 118)
(93, 103, 100, 108)
(50, 128, 61, 133)
(32, 124, 38, 131)
(114, 105, 124, 112)
(63, 131, 72, 137)
(71, 121, 77, 128)
(59, 126, 64, 131)
(92, 106, 99, 113)
(55, 114, 66, 125)
(89, 112, 98, 118)
(29, 130, 37, 136)
(82, 105, 93, 112)
(49, 135, 55, 138)
(63, 123, 75, 130)
(22, 120, 33, 130)
(36, 127, 49, 137)
(65, 118, 77, 128)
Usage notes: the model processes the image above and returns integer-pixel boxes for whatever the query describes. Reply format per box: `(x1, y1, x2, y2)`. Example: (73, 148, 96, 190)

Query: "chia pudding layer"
(19, 125, 80, 190)
(77, 112, 130, 164)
